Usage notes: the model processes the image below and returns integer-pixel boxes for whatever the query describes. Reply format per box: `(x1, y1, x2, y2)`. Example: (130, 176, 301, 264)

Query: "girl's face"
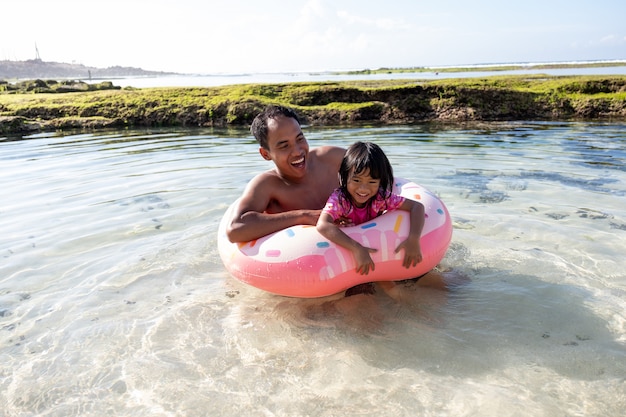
(346, 168, 380, 208)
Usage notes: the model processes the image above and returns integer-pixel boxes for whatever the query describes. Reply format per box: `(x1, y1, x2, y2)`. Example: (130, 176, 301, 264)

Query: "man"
(226, 105, 345, 243)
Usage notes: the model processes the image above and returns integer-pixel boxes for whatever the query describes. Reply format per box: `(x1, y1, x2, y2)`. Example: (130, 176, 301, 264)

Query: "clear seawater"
(1, 121, 625, 416)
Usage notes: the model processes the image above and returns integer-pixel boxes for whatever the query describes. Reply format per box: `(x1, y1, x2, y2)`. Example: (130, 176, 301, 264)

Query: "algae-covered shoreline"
(1, 74, 625, 136)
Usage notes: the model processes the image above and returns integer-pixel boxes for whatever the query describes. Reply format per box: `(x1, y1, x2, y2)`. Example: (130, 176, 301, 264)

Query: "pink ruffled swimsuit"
(322, 188, 405, 226)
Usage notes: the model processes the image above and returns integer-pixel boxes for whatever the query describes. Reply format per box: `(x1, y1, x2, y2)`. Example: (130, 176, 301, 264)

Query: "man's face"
(260, 115, 310, 180)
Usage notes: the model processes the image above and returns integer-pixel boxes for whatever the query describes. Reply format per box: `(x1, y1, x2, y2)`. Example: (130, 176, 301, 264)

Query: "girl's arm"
(316, 212, 378, 275)
(395, 199, 425, 268)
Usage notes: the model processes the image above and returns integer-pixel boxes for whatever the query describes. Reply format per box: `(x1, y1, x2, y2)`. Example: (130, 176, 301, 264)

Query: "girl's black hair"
(339, 141, 394, 195)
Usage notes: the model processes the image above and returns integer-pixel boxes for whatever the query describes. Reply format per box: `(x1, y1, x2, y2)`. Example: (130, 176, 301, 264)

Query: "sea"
(1, 118, 625, 416)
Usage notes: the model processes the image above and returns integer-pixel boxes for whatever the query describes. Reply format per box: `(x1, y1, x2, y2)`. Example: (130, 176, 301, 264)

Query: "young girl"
(316, 141, 425, 277)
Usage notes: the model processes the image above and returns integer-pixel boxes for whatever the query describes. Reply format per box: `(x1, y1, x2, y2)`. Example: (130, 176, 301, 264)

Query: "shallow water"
(1, 122, 625, 416)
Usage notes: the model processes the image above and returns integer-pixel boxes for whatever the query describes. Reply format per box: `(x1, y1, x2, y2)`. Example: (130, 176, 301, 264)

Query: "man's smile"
(291, 156, 305, 168)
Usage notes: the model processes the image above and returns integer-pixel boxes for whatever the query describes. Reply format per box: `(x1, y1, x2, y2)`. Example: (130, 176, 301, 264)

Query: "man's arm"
(226, 145, 346, 243)
(225, 174, 320, 243)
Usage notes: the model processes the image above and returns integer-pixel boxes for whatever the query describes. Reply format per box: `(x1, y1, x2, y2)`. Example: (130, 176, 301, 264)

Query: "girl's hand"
(353, 246, 378, 275)
(395, 238, 423, 268)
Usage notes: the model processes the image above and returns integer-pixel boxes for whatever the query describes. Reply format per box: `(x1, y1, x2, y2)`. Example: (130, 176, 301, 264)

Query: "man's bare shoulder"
(247, 168, 283, 188)
(311, 145, 346, 162)
(236, 169, 284, 214)
(312, 145, 345, 155)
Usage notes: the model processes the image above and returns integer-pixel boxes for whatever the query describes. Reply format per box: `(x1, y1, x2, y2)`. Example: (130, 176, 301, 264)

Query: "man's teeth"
(292, 158, 304, 165)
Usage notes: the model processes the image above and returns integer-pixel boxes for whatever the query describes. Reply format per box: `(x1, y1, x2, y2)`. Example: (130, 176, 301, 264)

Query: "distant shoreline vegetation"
(1, 73, 625, 135)
(2, 58, 626, 81)
(0, 58, 177, 81)
(335, 60, 626, 75)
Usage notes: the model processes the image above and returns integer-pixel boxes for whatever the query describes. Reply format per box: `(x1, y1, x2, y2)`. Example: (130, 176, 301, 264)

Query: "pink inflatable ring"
(218, 178, 452, 298)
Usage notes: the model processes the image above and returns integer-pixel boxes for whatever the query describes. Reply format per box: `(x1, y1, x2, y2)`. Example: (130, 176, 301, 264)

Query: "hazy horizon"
(4, 57, 626, 77)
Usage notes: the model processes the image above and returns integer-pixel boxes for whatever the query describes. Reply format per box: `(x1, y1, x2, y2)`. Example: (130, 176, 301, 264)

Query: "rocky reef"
(1, 75, 625, 135)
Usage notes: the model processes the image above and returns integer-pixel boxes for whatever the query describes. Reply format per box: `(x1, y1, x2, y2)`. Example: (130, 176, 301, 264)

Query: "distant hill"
(0, 59, 179, 80)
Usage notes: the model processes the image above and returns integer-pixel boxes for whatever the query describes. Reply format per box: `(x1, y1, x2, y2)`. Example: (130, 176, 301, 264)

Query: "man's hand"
(300, 209, 322, 226)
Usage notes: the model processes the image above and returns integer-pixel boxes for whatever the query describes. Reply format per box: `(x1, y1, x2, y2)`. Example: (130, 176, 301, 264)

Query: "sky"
(2, 0, 625, 74)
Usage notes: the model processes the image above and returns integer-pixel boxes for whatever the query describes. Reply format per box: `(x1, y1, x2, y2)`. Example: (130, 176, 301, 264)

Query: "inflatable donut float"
(218, 178, 452, 298)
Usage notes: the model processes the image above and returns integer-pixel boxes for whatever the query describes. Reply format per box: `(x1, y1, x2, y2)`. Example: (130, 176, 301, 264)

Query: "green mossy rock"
(1, 75, 625, 135)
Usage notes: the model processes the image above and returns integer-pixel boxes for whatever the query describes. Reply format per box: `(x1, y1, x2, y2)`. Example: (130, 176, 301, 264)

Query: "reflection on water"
(1, 122, 625, 416)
